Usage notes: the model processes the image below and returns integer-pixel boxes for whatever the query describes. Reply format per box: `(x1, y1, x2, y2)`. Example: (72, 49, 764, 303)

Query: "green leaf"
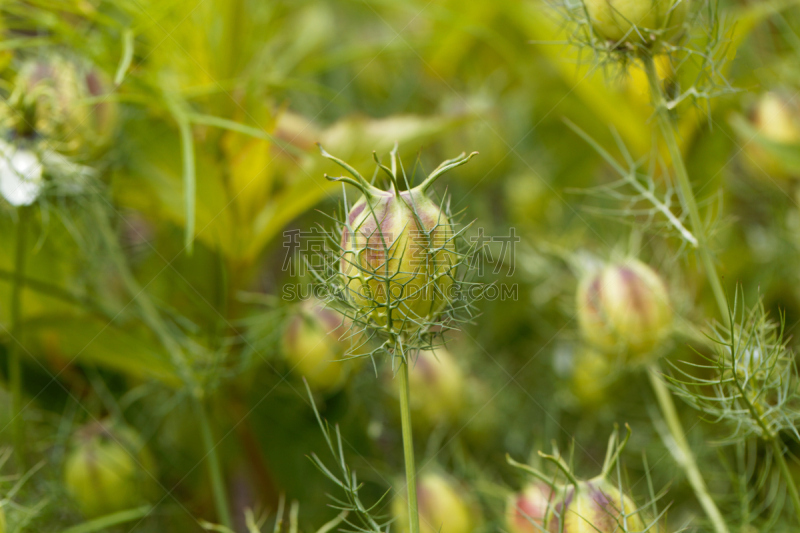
(60, 506, 152, 533)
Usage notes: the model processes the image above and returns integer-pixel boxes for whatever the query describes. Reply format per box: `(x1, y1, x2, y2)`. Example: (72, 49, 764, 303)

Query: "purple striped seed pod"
(507, 482, 553, 533)
(576, 259, 672, 359)
(13, 56, 116, 153)
(340, 185, 457, 333)
(546, 479, 645, 533)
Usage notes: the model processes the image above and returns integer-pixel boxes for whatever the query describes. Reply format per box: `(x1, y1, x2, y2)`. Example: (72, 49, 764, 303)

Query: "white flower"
(0, 140, 43, 206)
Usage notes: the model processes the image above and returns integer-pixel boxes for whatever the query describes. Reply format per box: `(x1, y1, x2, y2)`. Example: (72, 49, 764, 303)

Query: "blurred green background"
(0, 0, 800, 531)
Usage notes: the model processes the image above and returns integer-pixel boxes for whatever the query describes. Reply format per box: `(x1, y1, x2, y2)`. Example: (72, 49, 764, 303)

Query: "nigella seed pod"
(547, 479, 644, 533)
(392, 472, 477, 533)
(394, 348, 465, 426)
(751, 92, 800, 145)
(742, 91, 800, 180)
(282, 299, 363, 392)
(64, 421, 156, 518)
(571, 349, 614, 409)
(342, 187, 455, 332)
(577, 259, 672, 358)
(323, 146, 476, 336)
(11, 56, 116, 154)
(584, 0, 689, 46)
(506, 482, 553, 533)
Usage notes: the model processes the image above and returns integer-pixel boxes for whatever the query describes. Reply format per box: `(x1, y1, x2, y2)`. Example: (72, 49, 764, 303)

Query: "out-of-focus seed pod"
(393, 472, 477, 533)
(403, 348, 465, 426)
(463, 376, 498, 445)
(571, 349, 614, 408)
(584, 0, 689, 46)
(11, 57, 116, 154)
(507, 482, 553, 533)
(504, 173, 553, 226)
(282, 299, 363, 392)
(546, 479, 644, 533)
(752, 92, 800, 144)
(576, 259, 672, 358)
(341, 182, 458, 334)
(742, 92, 800, 180)
(0, 504, 5, 533)
(64, 421, 156, 518)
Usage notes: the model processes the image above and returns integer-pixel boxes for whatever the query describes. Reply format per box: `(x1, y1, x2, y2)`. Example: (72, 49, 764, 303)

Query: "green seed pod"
(546, 479, 644, 533)
(319, 148, 477, 338)
(584, 0, 689, 46)
(743, 91, 800, 180)
(507, 482, 553, 533)
(571, 349, 614, 409)
(0, 505, 5, 533)
(393, 472, 477, 533)
(576, 259, 672, 358)
(11, 56, 116, 153)
(404, 348, 465, 426)
(341, 185, 457, 333)
(282, 299, 363, 392)
(752, 92, 800, 144)
(64, 421, 156, 518)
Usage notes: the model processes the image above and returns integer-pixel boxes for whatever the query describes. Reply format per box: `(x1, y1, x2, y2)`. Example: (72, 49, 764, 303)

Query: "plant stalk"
(644, 51, 800, 527)
(642, 51, 731, 533)
(197, 396, 232, 527)
(9, 205, 29, 466)
(398, 359, 420, 533)
(641, 52, 729, 324)
(648, 365, 729, 533)
(770, 437, 800, 524)
(93, 205, 231, 527)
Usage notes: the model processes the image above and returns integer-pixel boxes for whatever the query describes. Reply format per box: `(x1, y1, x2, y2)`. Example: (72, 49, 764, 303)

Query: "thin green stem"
(9, 205, 29, 466)
(93, 205, 231, 527)
(197, 397, 232, 527)
(648, 365, 729, 533)
(641, 51, 731, 533)
(641, 52, 729, 325)
(398, 359, 420, 533)
(770, 437, 800, 524)
(0, 269, 112, 319)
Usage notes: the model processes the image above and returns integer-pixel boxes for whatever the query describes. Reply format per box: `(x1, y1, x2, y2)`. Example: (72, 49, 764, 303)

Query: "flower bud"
(341, 184, 457, 333)
(506, 482, 553, 533)
(584, 0, 689, 46)
(402, 348, 465, 426)
(11, 57, 116, 153)
(547, 479, 644, 533)
(743, 91, 800, 180)
(393, 472, 477, 533)
(64, 421, 156, 517)
(577, 259, 672, 358)
(282, 299, 363, 392)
